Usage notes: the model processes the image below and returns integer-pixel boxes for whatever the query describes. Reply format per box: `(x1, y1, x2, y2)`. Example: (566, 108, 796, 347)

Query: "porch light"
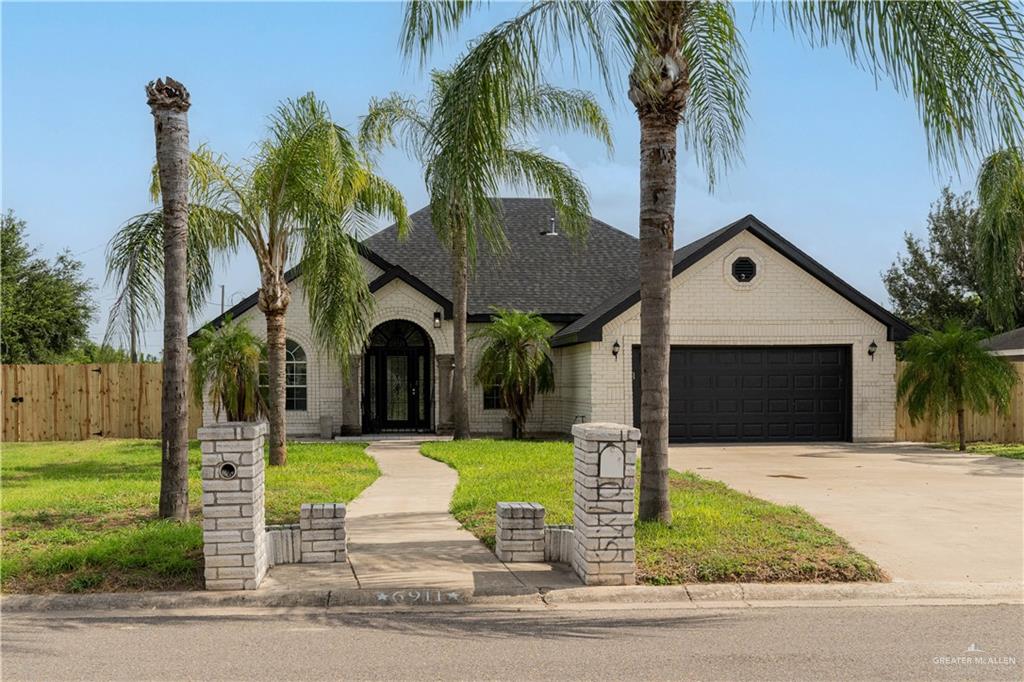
(433, 311, 442, 328)
(612, 340, 621, 359)
(868, 340, 877, 360)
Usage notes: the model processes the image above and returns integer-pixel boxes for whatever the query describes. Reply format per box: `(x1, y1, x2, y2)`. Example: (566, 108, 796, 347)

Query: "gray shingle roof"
(363, 198, 640, 319)
(982, 326, 1024, 352)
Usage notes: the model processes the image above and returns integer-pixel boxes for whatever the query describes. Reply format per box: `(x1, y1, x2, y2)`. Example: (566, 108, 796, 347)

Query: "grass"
(1, 439, 378, 593)
(931, 441, 1024, 460)
(422, 439, 884, 584)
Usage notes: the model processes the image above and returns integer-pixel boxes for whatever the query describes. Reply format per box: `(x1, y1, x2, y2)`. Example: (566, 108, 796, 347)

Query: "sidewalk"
(323, 440, 578, 595)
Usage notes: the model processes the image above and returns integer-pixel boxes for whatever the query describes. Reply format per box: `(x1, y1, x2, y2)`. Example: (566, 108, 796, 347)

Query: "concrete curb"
(3, 581, 1020, 613)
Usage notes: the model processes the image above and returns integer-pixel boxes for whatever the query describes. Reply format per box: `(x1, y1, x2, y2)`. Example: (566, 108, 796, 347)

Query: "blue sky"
(3, 2, 976, 355)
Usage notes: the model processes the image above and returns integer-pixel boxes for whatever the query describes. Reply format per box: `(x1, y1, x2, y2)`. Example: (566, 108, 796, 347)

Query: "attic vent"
(731, 257, 756, 282)
(542, 217, 558, 236)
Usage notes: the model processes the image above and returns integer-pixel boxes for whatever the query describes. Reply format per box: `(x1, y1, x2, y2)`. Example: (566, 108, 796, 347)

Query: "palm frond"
(778, 0, 1024, 166)
(975, 148, 1024, 329)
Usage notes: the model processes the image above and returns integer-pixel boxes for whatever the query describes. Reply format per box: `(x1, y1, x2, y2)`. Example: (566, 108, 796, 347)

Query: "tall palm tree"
(146, 77, 192, 522)
(359, 69, 610, 439)
(108, 93, 409, 465)
(975, 148, 1024, 330)
(898, 322, 1019, 452)
(402, 0, 1024, 522)
(473, 308, 556, 439)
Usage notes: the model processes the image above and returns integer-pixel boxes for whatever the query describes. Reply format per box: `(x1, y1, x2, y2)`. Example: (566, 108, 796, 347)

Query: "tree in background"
(108, 93, 408, 466)
(975, 149, 1024, 331)
(884, 189, 986, 330)
(898, 322, 1019, 452)
(403, 0, 1024, 523)
(360, 69, 608, 440)
(0, 211, 94, 364)
(473, 308, 555, 439)
(191, 317, 266, 423)
(146, 77, 192, 522)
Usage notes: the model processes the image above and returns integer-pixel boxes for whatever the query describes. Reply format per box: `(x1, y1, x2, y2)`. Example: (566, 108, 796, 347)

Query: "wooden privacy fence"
(1, 363, 201, 442)
(895, 361, 1024, 443)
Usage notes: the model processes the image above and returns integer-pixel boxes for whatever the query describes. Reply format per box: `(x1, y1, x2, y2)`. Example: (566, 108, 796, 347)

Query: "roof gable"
(551, 214, 914, 346)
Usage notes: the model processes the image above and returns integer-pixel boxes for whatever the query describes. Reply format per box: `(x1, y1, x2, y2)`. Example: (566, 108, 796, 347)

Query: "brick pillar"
(570, 422, 639, 585)
(200, 422, 268, 590)
(435, 354, 454, 434)
(340, 354, 362, 436)
(299, 503, 347, 563)
(495, 502, 545, 562)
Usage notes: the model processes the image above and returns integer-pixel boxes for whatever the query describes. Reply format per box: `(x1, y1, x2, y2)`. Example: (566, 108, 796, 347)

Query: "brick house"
(197, 198, 913, 442)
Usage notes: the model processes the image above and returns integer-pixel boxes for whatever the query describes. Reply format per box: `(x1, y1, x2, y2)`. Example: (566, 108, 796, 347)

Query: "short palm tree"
(403, 0, 1024, 523)
(975, 148, 1024, 330)
(360, 68, 609, 440)
(190, 317, 267, 422)
(898, 323, 1019, 452)
(107, 93, 409, 465)
(473, 308, 555, 439)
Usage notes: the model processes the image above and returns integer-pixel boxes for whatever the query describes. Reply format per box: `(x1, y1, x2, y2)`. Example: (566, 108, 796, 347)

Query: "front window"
(482, 385, 503, 410)
(285, 340, 307, 411)
(261, 339, 308, 411)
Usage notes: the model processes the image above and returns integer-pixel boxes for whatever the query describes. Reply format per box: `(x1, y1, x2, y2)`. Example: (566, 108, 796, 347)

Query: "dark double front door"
(363, 320, 432, 433)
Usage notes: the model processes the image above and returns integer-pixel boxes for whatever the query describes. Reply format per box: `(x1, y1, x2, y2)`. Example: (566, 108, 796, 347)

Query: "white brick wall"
(583, 230, 896, 441)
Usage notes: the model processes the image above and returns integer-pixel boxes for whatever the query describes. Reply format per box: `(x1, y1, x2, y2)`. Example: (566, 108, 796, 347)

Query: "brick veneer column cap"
(571, 422, 640, 442)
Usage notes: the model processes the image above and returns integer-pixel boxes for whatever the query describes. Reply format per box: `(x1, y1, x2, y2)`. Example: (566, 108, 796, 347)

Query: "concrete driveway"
(668, 443, 1024, 583)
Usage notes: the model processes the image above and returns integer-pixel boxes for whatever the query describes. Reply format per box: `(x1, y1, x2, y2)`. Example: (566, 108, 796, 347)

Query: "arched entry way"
(362, 320, 433, 433)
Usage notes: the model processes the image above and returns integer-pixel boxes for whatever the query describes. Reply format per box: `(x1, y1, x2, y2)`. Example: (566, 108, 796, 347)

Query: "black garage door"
(632, 345, 852, 442)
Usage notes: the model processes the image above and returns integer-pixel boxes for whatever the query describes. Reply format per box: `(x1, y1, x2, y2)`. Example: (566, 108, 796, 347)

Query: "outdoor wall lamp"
(612, 340, 621, 360)
(868, 340, 877, 360)
(433, 311, 442, 328)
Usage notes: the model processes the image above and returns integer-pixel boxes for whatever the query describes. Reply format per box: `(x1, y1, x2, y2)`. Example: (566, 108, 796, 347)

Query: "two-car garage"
(631, 345, 852, 443)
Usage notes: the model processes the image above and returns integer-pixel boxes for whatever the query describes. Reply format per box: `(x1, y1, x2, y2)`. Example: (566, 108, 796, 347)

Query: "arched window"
(284, 340, 307, 411)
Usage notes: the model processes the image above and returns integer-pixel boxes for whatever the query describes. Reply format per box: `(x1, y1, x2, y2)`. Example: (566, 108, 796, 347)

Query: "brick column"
(435, 354, 454, 434)
(570, 422, 639, 585)
(495, 502, 545, 562)
(340, 354, 362, 436)
(299, 503, 347, 563)
(199, 422, 268, 590)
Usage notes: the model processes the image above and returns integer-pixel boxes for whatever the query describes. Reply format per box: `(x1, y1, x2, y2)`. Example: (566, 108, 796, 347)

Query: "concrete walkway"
(342, 440, 577, 595)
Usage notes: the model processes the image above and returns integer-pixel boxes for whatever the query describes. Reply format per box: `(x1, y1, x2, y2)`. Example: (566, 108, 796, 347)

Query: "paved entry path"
(344, 440, 577, 595)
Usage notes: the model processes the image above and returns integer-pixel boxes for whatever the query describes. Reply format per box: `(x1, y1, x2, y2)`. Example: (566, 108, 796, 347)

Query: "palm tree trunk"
(147, 77, 191, 522)
(128, 290, 138, 364)
(451, 223, 471, 440)
(957, 407, 966, 452)
(636, 113, 677, 524)
(265, 308, 288, 465)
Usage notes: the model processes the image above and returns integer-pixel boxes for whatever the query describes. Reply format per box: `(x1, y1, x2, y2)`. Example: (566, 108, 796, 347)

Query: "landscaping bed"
(421, 439, 884, 584)
(1, 439, 378, 593)
(931, 441, 1024, 460)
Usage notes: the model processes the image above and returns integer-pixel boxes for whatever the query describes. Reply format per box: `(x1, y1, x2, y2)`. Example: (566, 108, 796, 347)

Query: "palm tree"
(191, 317, 267, 422)
(473, 308, 556, 439)
(108, 93, 409, 465)
(359, 69, 610, 440)
(975, 148, 1024, 331)
(402, 0, 1024, 523)
(898, 323, 1019, 452)
(146, 77, 192, 522)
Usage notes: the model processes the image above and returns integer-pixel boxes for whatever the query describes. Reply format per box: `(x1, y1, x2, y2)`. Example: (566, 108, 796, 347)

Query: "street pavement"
(4, 603, 1022, 680)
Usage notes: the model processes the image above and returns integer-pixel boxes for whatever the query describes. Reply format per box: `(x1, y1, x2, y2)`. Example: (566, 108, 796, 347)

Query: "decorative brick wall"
(200, 422, 269, 591)
(299, 503, 347, 563)
(544, 525, 574, 563)
(495, 502, 545, 562)
(571, 422, 638, 586)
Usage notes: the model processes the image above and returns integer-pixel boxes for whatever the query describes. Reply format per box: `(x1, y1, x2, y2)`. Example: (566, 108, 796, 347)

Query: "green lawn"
(422, 440, 883, 584)
(932, 441, 1024, 460)
(1, 439, 378, 593)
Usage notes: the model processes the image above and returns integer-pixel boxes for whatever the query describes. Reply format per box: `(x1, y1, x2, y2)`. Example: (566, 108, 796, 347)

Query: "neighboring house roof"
(363, 198, 640, 321)
(550, 214, 915, 346)
(981, 326, 1024, 354)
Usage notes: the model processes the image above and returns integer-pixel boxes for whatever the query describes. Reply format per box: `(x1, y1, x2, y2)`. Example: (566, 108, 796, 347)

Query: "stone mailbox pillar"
(570, 422, 639, 586)
(199, 422, 269, 590)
